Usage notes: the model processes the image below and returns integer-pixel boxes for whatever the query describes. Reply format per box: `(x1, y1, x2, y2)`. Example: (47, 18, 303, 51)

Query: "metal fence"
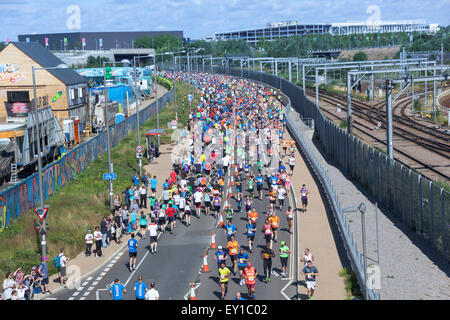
(0, 90, 174, 232)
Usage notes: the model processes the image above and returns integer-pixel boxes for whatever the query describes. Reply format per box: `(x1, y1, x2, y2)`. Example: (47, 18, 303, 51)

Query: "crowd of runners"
(2, 71, 320, 301)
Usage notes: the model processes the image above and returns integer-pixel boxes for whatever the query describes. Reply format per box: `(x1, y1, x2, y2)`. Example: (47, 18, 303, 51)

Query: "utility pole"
(103, 64, 114, 210)
(133, 57, 142, 177)
(385, 79, 394, 160)
(32, 66, 47, 258)
(347, 74, 352, 134)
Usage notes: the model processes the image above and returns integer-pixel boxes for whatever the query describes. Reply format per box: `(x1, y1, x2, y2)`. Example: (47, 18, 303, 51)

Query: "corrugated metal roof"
(9, 42, 88, 85)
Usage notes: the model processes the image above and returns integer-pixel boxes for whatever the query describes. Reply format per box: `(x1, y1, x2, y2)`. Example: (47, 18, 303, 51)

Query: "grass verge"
(338, 268, 363, 300)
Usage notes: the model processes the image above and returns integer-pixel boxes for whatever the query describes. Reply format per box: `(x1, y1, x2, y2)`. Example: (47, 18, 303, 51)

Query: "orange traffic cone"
(218, 213, 224, 228)
(202, 252, 210, 272)
(228, 187, 233, 198)
(210, 231, 216, 249)
(190, 282, 197, 300)
(230, 176, 234, 186)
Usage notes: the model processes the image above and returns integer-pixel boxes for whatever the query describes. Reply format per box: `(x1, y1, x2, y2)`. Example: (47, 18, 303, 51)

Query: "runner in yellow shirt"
(218, 262, 231, 300)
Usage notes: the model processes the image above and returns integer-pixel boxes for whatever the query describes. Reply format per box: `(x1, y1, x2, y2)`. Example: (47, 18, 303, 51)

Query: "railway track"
(305, 88, 450, 181)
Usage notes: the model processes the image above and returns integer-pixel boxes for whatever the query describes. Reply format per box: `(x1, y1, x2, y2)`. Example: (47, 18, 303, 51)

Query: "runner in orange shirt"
(226, 235, 240, 276)
(269, 212, 280, 243)
(247, 208, 259, 227)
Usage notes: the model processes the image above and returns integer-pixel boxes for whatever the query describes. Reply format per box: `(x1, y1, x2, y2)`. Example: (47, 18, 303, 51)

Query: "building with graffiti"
(0, 42, 88, 126)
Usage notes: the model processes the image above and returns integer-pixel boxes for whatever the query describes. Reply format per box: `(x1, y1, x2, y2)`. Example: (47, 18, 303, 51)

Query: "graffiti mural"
(0, 91, 173, 232)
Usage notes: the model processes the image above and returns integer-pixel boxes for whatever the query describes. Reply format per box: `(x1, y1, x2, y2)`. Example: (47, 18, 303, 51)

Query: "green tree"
(353, 51, 368, 61)
(0, 41, 6, 51)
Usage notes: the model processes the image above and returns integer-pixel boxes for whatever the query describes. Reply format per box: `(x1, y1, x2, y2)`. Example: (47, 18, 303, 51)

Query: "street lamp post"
(32, 64, 69, 258)
(102, 62, 114, 211)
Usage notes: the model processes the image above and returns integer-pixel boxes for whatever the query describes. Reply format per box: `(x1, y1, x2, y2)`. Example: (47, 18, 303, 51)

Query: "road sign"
(34, 207, 48, 222)
(136, 153, 143, 159)
(188, 94, 193, 102)
(135, 145, 144, 153)
(171, 120, 177, 129)
(103, 173, 117, 180)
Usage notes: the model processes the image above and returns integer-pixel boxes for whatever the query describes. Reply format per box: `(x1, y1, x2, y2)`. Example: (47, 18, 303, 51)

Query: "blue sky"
(1, 0, 449, 42)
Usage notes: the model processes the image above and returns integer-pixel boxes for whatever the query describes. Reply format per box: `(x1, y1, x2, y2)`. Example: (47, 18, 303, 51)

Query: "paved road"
(195, 130, 298, 300)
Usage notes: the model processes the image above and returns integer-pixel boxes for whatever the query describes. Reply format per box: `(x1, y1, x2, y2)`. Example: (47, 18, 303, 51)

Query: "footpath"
(40, 85, 171, 298)
(287, 107, 450, 300)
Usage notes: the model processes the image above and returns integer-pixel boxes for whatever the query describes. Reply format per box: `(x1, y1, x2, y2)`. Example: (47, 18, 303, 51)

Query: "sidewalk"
(40, 95, 174, 299)
(287, 107, 450, 300)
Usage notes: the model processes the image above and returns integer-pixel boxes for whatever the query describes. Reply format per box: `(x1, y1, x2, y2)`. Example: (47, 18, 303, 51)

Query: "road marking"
(87, 286, 95, 291)
(83, 291, 90, 296)
(124, 250, 151, 287)
(76, 286, 84, 291)
(92, 281, 99, 286)
(96, 277, 102, 281)
(87, 277, 93, 281)
(79, 297, 86, 300)
(104, 267, 111, 272)
(73, 291, 80, 296)
(68, 297, 75, 300)
(100, 272, 106, 276)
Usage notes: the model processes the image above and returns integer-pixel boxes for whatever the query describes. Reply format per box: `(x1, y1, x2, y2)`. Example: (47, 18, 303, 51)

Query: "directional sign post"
(34, 207, 49, 258)
(103, 173, 117, 180)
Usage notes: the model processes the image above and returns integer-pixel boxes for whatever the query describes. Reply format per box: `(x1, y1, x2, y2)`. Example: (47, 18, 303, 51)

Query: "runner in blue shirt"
(150, 176, 158, 194)
(224, 220, 237, 241)
(255, 175, 264, 200)
(246, 220, 256, 253)
(110, 279, 126, 300)
(128, 233, 138, 272)
(237, 248, 249, 286)
(134, 276, 147, 300)
(214, 246, 228, 271)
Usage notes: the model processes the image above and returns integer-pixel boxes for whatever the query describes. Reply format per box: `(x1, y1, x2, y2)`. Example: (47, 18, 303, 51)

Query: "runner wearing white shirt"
(288, 156, 295, 172)
(179, 197, 186, 220)
(145, 282, 159, 300)
(148, 220, 159, 254)
(193, 190, 203, 216)
(277, 187, 286, 209)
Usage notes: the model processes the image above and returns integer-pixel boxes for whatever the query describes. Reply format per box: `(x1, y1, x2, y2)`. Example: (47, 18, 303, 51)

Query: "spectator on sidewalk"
(133, 173, 140, 187)
(93, 227, 103, 257)
(38, 257, 50, 294)
(121, 206, 129, 234)
(2, 272, 16, 300)
(100, 217, 108, 248)
(114, 212, 122, 244)
(58, 248, 70, 286)
(139, 184, 148, 209)
(85, 229, 94, 256)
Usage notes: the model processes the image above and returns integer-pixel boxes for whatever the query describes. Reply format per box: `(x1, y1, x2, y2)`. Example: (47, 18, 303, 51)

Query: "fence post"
(429, 181, 434, 246)
(441, 189, 446, 256)
(418, 175, 423, 236)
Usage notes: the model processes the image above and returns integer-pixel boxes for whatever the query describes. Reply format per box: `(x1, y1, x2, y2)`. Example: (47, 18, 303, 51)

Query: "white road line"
(100, 272, 106, 276)
(79, 297, 86, 300)
(124, 250, 151, 287)
(72, 291, 80, 296)
(83, 291, 90, 296)
(96, 277, 103, 281)
(96, 288, 108, 300)
(87, 286, 95, 291)
(76, 286, 85, 291)
(82, 281, 89, 286)
(87, 277, 93, 281)
(104, 267, 111, 272)
(92, 281, 99, 286)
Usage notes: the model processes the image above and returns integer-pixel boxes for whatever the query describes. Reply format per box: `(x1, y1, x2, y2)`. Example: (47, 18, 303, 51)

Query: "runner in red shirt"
(165, 204, 176, 234)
